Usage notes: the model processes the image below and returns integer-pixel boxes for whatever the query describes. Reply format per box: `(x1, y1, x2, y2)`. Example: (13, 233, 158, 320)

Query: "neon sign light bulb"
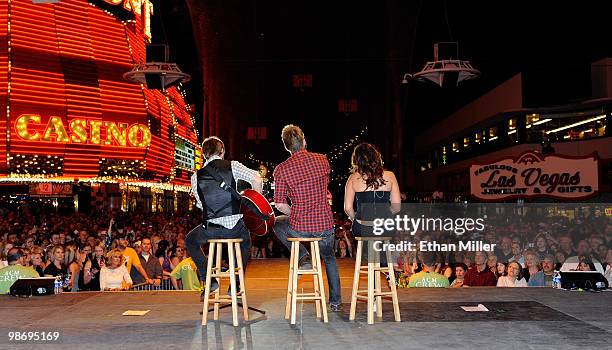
(42, 116, 70, 142)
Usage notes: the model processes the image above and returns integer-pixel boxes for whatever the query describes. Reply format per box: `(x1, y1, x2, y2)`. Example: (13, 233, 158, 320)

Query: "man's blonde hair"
(281, 125, 305, 153)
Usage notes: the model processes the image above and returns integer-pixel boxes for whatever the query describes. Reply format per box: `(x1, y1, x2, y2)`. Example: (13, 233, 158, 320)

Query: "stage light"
(402, 42, 480, 87)
(32, 0, 61, 3)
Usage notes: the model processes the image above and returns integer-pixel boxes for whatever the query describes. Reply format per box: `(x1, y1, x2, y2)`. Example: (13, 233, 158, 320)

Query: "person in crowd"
(336, 239, 350, 258)
(575, 239, 591, 257)
(450, 263, 468, 288)
(44, 245, 67, 281)
(463, 251, 497, 287)
(83, 244, 105, 291)
(133, 240, 142, 256)
(487, 254, 498, 275)
(169, 251, 201, 291)
(509, 241, 525, 267)
(497, 261, 528, 287)
(272, 125, 342, 312)
(558, 235, 577, 258)
(50, 233, 61, 247)
(186, 136, 262, 300)
(494, 236, 513, 263)
(116, 234, 153, 285)
(576, 257, 595, 271)
(20, 248, 32, 267)
(64, 243, 81, 291)
(132, 238, 163, 286)
(496, 262, 507, 279)
(0, 242, 7, 268)
(408, 251, 449, 288)
(603, 249, 612, 287)
(554, 251, 566, 270)
(534, 234, 552, 260)
(528, 254, 556, 287)
(155, 239, 172, 277)
(100, 248, 132, 291)
(0, 248, 39, 294)
(522, 251, 541, 282)
(595, 244, 608, 264)
(30, 246, 46, 277)
(24, 237, 35, 250)
(463, 253, 473, 270)
(170, 245, 186, 270)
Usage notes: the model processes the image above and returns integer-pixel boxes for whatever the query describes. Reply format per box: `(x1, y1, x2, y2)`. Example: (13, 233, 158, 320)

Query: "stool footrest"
(288, 292, 318, 297)
(296, 296, 325, 301)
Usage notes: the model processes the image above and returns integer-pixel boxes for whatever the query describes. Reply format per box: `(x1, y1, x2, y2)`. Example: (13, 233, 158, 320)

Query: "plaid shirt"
(274, 150, 334, 232)
(191, 156, 259, 229)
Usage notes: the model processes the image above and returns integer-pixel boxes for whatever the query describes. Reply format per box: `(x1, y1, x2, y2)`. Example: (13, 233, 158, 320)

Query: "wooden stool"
(349, 236, 401, 324)
(285, 237, 328, 324)
(202, 238, 249, 327)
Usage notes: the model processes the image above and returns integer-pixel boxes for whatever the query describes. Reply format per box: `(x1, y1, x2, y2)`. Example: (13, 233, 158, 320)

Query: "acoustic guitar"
(240, 189, 275, 236)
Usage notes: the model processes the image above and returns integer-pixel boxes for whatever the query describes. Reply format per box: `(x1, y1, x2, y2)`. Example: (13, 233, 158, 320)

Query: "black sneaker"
(298, 255, 312, 270)
(329, 303, 342, 312)
(200, 278, 219, 302)
(227, 283, 241, 296)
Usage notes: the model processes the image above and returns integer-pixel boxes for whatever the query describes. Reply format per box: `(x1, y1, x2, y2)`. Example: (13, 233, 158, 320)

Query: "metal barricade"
(129, 278, 176, 291)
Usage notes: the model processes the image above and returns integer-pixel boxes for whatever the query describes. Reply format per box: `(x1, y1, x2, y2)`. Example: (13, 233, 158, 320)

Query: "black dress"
(352, 191, 392, 266)
(352, 191, 391, 237)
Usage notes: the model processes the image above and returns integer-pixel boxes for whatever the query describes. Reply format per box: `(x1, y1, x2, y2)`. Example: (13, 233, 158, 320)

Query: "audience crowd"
(1, 203, 611, 294)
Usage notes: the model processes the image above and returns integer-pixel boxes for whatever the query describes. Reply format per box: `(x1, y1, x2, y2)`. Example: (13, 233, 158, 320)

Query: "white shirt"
(560, 256, 605, 274)
(100, 265, 132, 290)
(190, 155, 259, 229)
(604, 265, 612, 286)
(497, 275, 528, 287)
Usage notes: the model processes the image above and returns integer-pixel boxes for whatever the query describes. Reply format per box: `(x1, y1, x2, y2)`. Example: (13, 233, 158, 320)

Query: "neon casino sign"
(14, 114, 152, 148)
(89, 0, 153, 38)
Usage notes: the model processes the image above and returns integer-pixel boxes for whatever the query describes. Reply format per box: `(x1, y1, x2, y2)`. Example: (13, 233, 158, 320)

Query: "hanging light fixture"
(124, 44, 190, 91)
(403, 42, 480, 87)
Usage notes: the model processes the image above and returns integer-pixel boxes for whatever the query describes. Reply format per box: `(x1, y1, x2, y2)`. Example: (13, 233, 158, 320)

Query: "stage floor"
(1, 258, 611, 350)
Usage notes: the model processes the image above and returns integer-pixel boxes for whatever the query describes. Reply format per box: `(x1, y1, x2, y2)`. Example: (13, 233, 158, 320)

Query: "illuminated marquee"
(90, 0, 153, 38)
(470, 151, 599, 201)
(15, 115, 151, 148)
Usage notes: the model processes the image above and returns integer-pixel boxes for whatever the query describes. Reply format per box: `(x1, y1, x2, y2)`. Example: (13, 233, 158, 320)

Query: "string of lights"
(327, 127, 367, 186)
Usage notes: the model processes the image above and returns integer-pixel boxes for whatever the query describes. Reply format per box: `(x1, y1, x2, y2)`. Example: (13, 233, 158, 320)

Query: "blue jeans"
(274, 215, 342, 305)
(186, 219, 251, 281)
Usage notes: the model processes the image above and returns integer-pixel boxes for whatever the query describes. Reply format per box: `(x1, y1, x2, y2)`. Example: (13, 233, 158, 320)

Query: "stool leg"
(202, 242, 216, 325)
(228, 243, 239, 327)
(313, 241, 328, 323)
(349, 240, 363, 321)
(311, 241, 321, 319)
(375, 259, 383, 319)
(213, 243, 222, 321)
(367, 260, 374, 325)
(385, 247, 401, 322)
(234, 241, 249, 321)
(285, 242, 295, 320)
(290, 242, 300, 325)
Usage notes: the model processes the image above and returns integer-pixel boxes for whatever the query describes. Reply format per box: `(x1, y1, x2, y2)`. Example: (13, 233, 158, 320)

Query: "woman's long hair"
(351, 143, 387, 190)
(155, 240, 170, 258)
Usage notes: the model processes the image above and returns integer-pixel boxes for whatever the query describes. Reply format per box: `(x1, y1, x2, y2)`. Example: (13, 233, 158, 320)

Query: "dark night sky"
(156, 1, 612, 166)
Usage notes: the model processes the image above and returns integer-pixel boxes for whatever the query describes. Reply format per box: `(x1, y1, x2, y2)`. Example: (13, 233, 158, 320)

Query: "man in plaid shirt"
(273, 124, 342, 311)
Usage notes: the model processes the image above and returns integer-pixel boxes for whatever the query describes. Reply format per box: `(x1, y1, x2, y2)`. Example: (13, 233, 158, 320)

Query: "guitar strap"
(202, 162, 270, 221)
